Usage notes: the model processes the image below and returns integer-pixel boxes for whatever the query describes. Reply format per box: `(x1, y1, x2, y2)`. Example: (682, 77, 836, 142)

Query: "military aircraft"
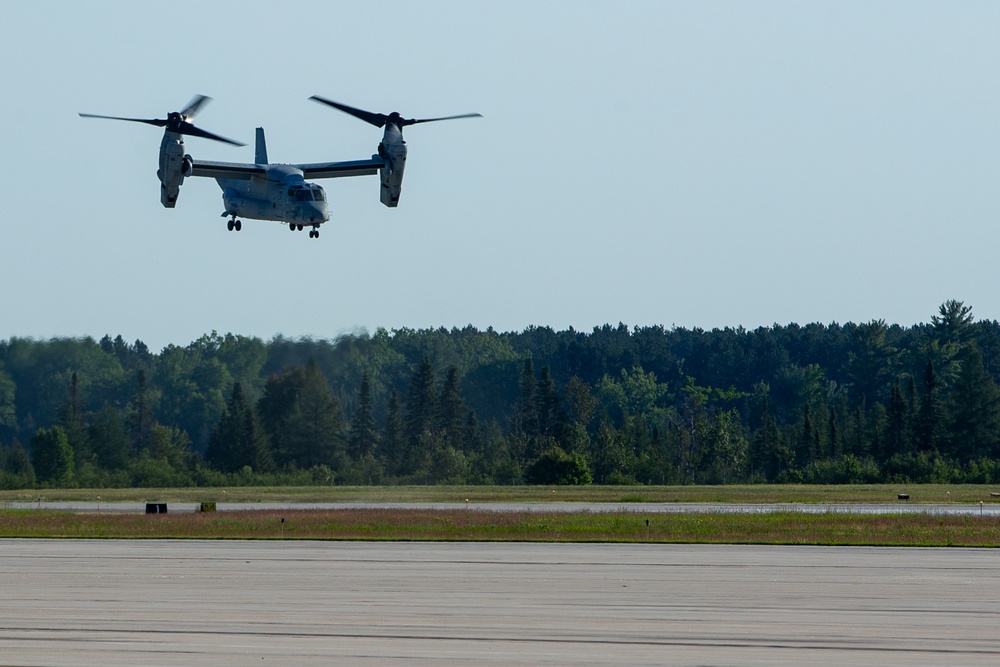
(80, 95, 481, 239)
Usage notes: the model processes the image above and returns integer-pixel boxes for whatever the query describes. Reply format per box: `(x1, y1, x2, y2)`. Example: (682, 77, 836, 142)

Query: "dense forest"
(3, 300, 1000, 489)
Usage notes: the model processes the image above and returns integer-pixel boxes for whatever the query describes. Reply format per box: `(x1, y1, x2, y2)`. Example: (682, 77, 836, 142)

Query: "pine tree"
(206, 381, 240, 472)
(405, 357, 437, 448)
(850, 398, 867, 458)
(906, 376, 919, 451)
(947, 344, 1000, 460)
(916, 361, 944, 453)
(1, 441, 35, 486)
(126, 369, 153, 454)
(885, 378, 907, 459)
(31, 426, 74, 485)
(563, 376, 597, 430)
(207, 382, 272, 473)
(403, 357, 437, 475)
(534, 366, 566, 445)
(348, 372, 378, 460)
(515, 358, 537, 438)
(88, 404, 130, 470)
(867, 402, 888, 462)
(828, 408, 842, 459)
(257, 367, 306, 466)
(282, 360, 345, 470)
(435, 366, 466, 452)
(59, 372, 89, 468)
(751, 413, 786, 481)
(381, 389, 406, 474)
(463, 410, 481, 455)
(931, 299, 974, 347)
(796, 405, 814, 467)
(846, 320, 897, 406)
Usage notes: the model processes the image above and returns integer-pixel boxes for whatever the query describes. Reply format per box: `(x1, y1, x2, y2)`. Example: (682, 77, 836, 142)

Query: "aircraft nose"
(302, 202, 328, 223)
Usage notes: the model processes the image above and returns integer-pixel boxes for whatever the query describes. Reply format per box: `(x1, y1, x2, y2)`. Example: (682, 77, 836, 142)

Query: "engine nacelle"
(378, 141, 407, 207)
(157, 135, 187, 208)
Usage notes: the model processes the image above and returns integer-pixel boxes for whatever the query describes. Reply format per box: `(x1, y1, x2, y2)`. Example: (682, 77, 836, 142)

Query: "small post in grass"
(281, 517, 285, 539)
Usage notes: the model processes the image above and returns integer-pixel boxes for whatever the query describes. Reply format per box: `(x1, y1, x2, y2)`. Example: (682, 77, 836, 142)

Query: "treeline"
(3, 300, 1000, 488)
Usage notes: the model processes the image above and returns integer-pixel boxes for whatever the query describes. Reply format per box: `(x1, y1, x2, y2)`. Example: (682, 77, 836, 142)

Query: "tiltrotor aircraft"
(80, 95, 481, 239)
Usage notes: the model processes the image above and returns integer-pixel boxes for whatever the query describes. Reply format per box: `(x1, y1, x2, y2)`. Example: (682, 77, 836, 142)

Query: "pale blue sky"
(2, 2, 999, 350)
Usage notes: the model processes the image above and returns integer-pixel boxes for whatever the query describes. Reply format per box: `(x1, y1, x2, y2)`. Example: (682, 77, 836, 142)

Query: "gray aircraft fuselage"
(219, 166, 329, 225)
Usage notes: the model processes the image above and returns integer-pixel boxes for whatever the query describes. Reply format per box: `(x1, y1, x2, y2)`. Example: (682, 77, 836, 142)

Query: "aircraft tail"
(255, 127, 268, 164)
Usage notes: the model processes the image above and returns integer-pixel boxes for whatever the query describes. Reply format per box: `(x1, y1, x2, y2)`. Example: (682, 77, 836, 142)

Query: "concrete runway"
(1, 540, 999, 666)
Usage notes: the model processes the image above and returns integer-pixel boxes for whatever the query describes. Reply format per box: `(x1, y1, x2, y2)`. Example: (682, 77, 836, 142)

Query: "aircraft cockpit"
(287, 184, 327, 202)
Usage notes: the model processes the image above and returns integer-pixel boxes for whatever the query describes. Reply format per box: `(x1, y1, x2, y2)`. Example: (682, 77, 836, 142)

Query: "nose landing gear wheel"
(309, 229, 320, 239)
(227, 216, 242, 232)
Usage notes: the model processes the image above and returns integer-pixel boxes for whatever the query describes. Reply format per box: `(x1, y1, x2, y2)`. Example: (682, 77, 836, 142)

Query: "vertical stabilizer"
(255, 127, 268, 164)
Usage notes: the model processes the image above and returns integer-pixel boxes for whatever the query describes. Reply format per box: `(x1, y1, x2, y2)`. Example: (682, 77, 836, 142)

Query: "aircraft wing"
(296, 157, 384, 179)
(188, 160, 266, 180)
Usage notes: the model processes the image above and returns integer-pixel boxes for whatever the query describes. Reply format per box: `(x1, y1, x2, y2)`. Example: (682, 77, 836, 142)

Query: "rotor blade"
(177, 121, 246, 146)
(406, 113, 483, 126)
(78, 113, 167, 127)
(309, 96, 388, 128)
(180, 94, 211, 120)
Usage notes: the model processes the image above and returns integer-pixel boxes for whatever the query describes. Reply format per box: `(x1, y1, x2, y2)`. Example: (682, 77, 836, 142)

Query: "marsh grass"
(2, 509, 1000, 546)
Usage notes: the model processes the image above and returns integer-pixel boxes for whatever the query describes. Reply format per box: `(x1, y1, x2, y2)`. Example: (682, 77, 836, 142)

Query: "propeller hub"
(310, 96, 482, 132)
(78, 96, 246, 146)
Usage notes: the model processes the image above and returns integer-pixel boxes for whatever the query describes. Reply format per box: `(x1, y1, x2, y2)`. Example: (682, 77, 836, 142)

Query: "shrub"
(526, 448, 592, 485)
(803, 455, 880, 484)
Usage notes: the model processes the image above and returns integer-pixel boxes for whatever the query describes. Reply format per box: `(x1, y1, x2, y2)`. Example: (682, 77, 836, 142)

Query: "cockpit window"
(313, 189, 326, 201)
(295, 190, 312, 202)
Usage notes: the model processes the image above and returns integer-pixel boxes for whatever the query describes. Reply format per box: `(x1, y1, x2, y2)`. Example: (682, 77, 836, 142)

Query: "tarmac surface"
(1, 539, 999, 666)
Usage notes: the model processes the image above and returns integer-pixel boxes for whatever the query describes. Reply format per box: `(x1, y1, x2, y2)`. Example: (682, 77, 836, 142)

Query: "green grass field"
(2, 485, 999, 545)
(0, 508, 998, 546)
(2, 483, 998, 504)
